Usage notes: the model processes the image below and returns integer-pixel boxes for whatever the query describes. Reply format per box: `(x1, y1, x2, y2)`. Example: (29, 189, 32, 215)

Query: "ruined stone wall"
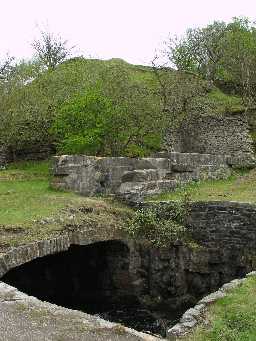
(173, 113, 255, 167)
(51, 153, 231, 198)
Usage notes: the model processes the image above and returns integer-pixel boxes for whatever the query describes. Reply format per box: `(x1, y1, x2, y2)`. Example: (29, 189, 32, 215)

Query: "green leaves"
(52, 87, 113, 155)
(167, 17, 256, 106)
(52, 65, 163, 157)
(126, 203, 188, 247)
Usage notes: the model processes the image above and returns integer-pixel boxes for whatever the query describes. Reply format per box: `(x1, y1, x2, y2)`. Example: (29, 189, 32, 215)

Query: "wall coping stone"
(166, 271, 256, 340)
(0, 281, 161, 341)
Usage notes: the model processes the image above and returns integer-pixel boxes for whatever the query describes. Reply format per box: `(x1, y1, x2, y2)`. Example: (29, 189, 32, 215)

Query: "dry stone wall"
(170, 113, 255, 167)
(139, 201, 256, 250)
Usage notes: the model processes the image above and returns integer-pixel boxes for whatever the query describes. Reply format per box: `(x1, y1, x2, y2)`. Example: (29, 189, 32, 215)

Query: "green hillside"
(0, 55, 254, 160)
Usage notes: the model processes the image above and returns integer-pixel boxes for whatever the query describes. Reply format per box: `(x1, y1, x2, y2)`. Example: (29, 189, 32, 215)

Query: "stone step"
(118, 180, 178, 197)
(121, 169, 161, 182)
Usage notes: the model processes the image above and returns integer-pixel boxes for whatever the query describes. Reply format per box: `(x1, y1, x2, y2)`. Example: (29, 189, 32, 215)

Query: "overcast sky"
(1, 0, 256, 65)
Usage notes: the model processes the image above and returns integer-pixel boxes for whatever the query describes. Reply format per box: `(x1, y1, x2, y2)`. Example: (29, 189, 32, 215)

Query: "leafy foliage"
(52, 65, 163, 157)
(126, 202, 188, 247)
(52, 87, 113, 155)
(0, 57, 164, 158)
(166, 17, 256, 107)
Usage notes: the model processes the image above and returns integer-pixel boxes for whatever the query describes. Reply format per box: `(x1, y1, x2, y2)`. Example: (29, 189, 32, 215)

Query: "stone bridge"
(0, 201, 256, 339)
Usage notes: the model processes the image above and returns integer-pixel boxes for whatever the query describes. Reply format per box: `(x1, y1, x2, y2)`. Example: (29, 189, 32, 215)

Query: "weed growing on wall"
(126, 199, 190, 247)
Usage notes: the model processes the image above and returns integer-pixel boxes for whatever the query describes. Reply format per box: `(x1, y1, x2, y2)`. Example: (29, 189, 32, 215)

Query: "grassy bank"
(149, 170, 256, 204)
(0, 160, 86, 225)
(185, 276, 256, 341)
(0, 161, 132, 248)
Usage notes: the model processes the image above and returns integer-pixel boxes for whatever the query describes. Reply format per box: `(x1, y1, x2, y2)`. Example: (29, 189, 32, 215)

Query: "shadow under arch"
(1, 240, 137, 313)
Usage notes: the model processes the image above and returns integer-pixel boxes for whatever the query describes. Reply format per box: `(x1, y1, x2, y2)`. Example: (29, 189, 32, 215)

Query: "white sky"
(1, 0, 256, 65)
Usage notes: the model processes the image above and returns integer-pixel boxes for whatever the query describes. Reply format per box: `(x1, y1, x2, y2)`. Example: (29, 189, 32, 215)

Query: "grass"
(0, 160, 132, 248)
(184, 276, 256, 341)
(208, 88, 244, 114)
(148, 169, 256, 204)
(0, 160, 84, 225)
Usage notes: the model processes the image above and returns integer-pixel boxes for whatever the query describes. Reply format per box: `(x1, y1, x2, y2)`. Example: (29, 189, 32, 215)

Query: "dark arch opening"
(2, 241, 136, 312)
(1, 240, 165, 335)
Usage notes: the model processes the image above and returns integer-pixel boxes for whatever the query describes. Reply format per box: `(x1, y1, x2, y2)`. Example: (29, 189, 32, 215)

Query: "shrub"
(126, 202, 188, 247)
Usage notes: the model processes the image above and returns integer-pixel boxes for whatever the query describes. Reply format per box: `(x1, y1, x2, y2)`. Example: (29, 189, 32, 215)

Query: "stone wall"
(0, 145, 54, 167)
(139, 201, 256, 250)
(9, 145, 54, 162)
(187, 201, 256, 249)
(129, 201, 256, 316)
(51, 153, 231, 199)
(130, 240, 253, 317)
(247, 109, 256, 153)
(171, 113, 255, 167)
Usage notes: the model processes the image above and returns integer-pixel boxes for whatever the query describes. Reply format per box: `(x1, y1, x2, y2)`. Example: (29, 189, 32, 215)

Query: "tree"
(99, 65, 163, 156)
(52, 65, 163, 157)
(152, 56, 212, 151)
(0, 55, 14, 82)
(32, 31, 73, 71)
(166, 21, 228, 81)
(165, 17, 256, 108)
(222, 18, 256, 106)
(0, 59, 55, 158)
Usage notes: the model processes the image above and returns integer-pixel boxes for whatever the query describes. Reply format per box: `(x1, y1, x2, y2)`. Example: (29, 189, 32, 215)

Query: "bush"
(126, 202, 188, 247)
(52, 87, 113, 155)
(52, 82, 163, 157)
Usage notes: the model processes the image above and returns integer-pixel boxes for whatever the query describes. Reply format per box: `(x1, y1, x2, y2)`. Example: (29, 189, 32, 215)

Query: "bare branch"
(32, 31, 73, 70)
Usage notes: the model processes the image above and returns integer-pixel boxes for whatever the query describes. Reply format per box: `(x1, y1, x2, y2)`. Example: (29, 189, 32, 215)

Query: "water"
(94, 305, 179, 337)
